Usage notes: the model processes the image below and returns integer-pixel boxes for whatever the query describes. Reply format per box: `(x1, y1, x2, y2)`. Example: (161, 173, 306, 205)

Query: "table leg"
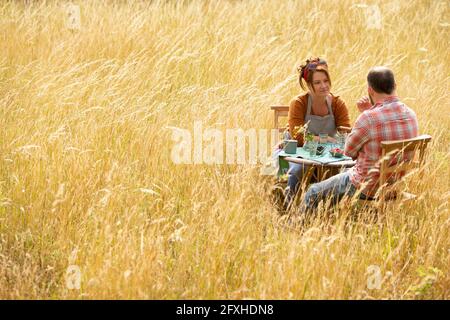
(302, 165, 316, 186)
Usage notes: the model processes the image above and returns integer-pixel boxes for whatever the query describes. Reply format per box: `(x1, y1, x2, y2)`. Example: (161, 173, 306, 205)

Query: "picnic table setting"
(277, 128, 354, 178)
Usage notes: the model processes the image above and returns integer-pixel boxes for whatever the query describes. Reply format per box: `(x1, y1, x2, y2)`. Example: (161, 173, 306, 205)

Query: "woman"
(284, 57, 351, 208)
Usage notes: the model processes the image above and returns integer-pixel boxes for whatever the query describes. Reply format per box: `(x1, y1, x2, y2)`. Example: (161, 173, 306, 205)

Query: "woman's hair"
(297, 57, 331, 91)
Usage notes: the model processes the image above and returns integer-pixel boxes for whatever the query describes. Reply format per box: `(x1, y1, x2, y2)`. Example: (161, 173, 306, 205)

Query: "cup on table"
(309, 141, 318, 156)
(319, 133, 328, 144)
(337, 133, 347, 149)
(303, 140, 311, 153)
(283, 139, 298, 154)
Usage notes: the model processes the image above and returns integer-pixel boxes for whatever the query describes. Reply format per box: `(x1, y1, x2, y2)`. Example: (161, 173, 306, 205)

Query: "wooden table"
(283, 156, 356, 182)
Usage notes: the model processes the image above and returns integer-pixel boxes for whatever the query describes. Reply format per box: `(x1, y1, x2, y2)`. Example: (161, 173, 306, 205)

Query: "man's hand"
(356, 96, 372, 113)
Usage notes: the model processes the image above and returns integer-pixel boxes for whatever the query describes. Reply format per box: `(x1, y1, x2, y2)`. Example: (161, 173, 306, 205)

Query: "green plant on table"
(305, 131, 314, 142)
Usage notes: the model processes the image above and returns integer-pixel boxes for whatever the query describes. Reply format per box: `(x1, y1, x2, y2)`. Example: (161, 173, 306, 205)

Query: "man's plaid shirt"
(345, 96, 419, 197)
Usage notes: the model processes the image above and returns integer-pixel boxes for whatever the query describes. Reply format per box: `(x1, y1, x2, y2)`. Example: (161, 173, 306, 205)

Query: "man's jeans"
(301, 170, 357, 212)
(284, 163, 310, 208)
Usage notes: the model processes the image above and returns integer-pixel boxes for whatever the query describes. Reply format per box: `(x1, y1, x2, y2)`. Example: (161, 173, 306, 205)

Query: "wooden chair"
(268, 105, 290, 211)
(270, 105, 289, 133)
(337, 126, 352, 133)
(358, 134, 432, 212)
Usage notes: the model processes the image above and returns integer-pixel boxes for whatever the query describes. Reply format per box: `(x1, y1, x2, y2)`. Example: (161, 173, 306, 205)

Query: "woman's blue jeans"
(284, 163, 310, 208)
(282, 131, 310, 208)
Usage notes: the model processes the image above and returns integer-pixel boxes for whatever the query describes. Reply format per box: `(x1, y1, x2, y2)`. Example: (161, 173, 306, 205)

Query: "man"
(301, 66, 419, 211)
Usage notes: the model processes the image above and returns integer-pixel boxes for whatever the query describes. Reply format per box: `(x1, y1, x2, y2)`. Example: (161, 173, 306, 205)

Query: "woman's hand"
(356, 96, 372, 113)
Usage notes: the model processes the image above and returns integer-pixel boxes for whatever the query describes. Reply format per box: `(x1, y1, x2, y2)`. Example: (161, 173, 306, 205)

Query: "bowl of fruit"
(330, 147, 345, 158)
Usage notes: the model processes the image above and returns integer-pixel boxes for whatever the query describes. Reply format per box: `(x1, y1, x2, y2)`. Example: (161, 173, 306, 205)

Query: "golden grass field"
(0, 0, 449, 299)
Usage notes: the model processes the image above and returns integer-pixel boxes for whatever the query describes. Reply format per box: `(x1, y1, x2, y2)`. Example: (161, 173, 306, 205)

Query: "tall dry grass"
(0, 0, 449, 299)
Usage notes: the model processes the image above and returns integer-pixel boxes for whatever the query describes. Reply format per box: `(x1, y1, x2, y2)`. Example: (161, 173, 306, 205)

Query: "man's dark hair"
(367, 67, 396, 94)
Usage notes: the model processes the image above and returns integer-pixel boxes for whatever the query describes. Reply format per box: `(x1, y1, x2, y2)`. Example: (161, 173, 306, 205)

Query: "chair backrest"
(270, 105, 289, 133)
(379, 134, 432, 199)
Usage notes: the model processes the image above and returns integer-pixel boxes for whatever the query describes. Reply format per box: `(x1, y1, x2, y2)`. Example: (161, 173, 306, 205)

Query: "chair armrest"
(337, 126, 352, 133)
(270, 105, 289, 112)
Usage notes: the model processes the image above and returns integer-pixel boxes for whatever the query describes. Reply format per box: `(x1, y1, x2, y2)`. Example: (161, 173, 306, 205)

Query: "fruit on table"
(330, 147, 345, 157)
